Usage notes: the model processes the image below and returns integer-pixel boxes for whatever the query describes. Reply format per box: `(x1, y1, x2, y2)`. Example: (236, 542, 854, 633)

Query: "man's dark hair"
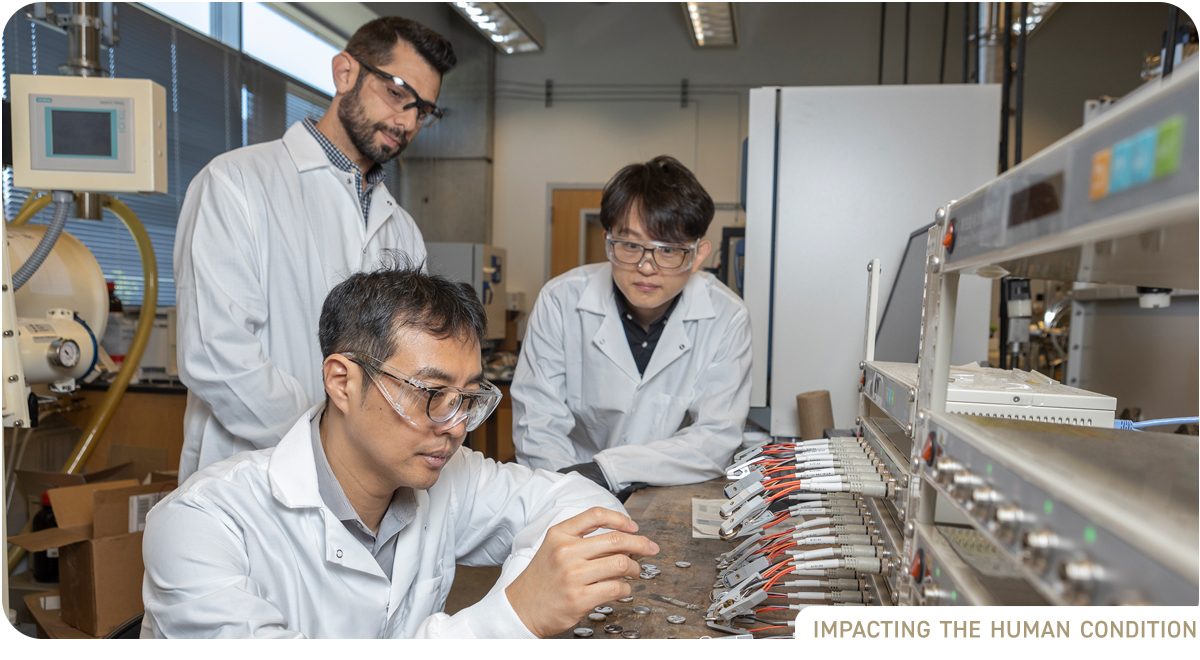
(346, 16, 456, 75)
(599, 155, 715, 244)
(318, 253, 486, 370)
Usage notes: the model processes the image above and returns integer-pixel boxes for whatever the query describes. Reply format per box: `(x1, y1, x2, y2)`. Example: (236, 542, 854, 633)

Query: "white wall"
(493, 98, 743, 312)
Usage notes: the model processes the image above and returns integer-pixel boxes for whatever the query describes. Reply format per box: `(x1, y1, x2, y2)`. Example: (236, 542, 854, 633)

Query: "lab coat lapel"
(577, 265, 641, 383)
(639, 274, 716, 383)
(266, 406, 328, 510)
(268, 405, 386, 580)
(363, 185, 395, 248)
(384, 490, 429, 619)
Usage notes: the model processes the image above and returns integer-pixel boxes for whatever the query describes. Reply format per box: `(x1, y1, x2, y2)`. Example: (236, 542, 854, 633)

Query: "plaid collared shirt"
(302, 118, 387, 224)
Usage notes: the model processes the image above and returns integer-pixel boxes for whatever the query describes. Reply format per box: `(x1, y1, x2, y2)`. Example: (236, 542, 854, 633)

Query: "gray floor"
(444, 565, 503, 615)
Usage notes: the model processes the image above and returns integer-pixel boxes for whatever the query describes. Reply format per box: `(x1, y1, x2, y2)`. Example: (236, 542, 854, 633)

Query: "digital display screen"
(50, 109, 114, 157)
(1008, 172, 1064, 227)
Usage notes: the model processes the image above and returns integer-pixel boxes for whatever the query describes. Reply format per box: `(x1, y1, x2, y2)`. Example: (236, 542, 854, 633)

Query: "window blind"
(2, 3, 335, 308)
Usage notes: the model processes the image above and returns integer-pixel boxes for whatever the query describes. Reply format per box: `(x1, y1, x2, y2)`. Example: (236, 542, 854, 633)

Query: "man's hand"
(505, 507, 659, 638)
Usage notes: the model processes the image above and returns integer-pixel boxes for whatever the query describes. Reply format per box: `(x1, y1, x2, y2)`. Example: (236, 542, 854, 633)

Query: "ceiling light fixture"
(681, 2, 737, 48)
(449, 2, 544, 55)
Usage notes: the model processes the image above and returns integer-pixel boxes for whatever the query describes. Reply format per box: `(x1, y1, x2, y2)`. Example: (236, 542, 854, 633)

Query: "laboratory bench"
(549, 479, 740, 640)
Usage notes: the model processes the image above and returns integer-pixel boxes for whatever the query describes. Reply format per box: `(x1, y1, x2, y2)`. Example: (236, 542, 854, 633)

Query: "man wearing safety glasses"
(513, 156, 753, 501)
(174, 17, 453, 482)
(142, 261, 659, 638)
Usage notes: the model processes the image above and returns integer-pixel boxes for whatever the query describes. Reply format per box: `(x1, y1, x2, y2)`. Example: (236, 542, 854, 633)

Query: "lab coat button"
(336, 549, 343, 558)
(599, 339, 605, 345)
(679, 344, 685, 350)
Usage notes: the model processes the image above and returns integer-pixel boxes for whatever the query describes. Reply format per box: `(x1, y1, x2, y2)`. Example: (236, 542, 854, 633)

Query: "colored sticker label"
(1089, 148, 1111, 200)
(1084, 526, 1097, 544)
(1091, 114, 1187, 201)
(1043, 500, 1054, 515)
(1109, 138, 1134, 194)
(886, 388, 894, 407)
(1128, 126, 1158, 186)
(1155, 114, 1185, 177)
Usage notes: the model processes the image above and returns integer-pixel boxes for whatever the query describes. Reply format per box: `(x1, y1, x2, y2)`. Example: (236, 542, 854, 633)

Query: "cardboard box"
(23, 591, 99, 639)
(8, 480, 175, 636)
(148, 470, 179, 486)
(16, 462, 133, 498)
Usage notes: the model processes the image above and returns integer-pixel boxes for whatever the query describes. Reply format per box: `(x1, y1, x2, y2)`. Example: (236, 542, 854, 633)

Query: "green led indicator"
(1084, 526, 1097, 544)
(1043, 500, 1053, 515)
(986, 463, 993, 475)
(951, 591, 957, 601)
(935, 567, 941, 577)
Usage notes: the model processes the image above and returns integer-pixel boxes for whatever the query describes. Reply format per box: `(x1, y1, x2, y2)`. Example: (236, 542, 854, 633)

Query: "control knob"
(1059, 558, 1102, 605)
(934, 457, 962, 485)
(1021, 528, 1058, 573)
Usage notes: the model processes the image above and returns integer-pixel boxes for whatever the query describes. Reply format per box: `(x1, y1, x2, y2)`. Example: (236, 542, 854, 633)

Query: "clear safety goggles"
(605, 233, 699, 271)
(353, 56, 444, 129)
(344, 352, 501, 432)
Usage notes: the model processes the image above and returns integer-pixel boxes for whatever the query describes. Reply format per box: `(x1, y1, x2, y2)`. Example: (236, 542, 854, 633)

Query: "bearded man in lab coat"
(142, 261, 659, 638)
(512, 156, 753, 501)
(174, 17, 454, 481)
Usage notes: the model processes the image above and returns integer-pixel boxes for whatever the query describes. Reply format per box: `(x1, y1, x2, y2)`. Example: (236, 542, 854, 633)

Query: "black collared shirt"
(614, 284, 681, 376)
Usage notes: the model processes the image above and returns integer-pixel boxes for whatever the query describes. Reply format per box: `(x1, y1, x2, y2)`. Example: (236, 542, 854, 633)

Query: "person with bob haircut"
(512, 156, 753, 501)
(142, 257, 659, 638)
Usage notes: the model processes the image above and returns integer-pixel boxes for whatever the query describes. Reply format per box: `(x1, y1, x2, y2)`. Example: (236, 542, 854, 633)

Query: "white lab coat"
(174, 122, 426, 482)
(512, 263, 753, 491)
(141, 404, 623, 638)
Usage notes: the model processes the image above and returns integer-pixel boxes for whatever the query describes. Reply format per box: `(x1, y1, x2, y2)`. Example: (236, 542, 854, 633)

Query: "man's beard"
(337, 81, 409, 165)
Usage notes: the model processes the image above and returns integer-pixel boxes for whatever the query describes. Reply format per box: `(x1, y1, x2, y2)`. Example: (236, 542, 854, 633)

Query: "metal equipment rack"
(853, 260, 910, 606)
(892, 57, 1199, 607)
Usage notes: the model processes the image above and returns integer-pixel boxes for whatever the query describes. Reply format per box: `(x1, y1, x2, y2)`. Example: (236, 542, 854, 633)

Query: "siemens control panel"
(10, 74, 167, 194)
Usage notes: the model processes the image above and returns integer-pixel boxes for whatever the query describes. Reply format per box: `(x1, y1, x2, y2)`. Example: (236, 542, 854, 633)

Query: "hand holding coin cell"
(505, 507, 659, 638)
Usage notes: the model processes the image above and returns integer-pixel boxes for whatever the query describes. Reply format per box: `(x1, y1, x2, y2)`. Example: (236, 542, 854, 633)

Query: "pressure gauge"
(49, 338, 81, 368)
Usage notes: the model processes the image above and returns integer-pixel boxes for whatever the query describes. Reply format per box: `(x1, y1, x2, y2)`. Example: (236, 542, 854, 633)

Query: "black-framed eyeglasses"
(352, 56, 444, 128)
(605, 233, 699, 270)
(344, 353, 500, 432)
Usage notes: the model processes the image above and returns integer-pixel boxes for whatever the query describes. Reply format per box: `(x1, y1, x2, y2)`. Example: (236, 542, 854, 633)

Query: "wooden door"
(550, 189, 603, 278)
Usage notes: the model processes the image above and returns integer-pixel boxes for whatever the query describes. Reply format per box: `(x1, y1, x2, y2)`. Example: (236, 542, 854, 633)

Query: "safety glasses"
(343, 352, 501, 432)
(605, 233, 699, 271)
(352, 56, 445, 128)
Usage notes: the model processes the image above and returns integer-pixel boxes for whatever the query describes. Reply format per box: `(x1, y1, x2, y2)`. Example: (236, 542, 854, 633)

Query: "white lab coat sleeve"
(141, 490, 305, 639)
(511, 287, 583, 472)
(174, 166, 312, 449)
(593, 310, 753, 490)
(412, 450, 625, 638)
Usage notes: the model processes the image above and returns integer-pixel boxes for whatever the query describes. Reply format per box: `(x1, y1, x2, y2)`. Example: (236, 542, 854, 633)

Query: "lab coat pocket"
(654, 393, 690, 438)
(411, 573, 448, 613)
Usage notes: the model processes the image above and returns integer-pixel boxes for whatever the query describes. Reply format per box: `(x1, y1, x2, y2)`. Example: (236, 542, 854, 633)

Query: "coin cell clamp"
(724, 469, 766, 498)
(719, 481, 765, 516)
(721, 557, 771, 587)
